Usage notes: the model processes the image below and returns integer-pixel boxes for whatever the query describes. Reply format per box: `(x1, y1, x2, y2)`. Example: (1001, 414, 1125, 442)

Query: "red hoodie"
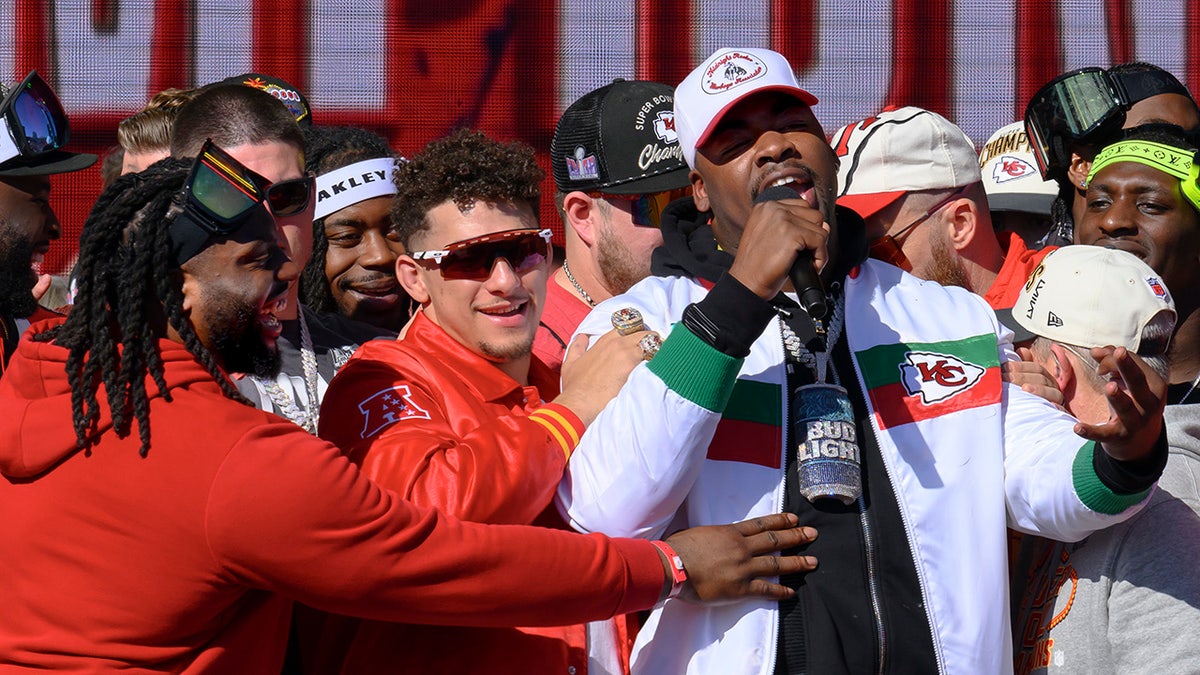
(0, 320, 663, 673)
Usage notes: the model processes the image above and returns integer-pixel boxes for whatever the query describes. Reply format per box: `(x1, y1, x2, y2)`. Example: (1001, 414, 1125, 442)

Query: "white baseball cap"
(673, 47, 818, 169)
(1011, 246, 1176, 353)
(978, 121, 1059, 215)
(832, 106, 981, 219)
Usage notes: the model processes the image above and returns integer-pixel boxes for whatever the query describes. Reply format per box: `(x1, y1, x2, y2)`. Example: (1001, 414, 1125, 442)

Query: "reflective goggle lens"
(12, 84, 62, 153)
(1025, 67, 1127, 178)
(0, 71, 69, 159)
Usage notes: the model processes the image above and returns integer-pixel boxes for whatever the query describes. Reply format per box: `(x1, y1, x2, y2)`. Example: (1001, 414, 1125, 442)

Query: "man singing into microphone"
(555, 47, 1170, 674)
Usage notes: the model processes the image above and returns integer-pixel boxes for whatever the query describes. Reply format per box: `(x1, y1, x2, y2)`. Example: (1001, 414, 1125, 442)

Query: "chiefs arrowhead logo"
(992, 155, 1037, 183)
(653, 110, 677, 143)
(899, 351, 985, 405)
(357, 385, 431, 438)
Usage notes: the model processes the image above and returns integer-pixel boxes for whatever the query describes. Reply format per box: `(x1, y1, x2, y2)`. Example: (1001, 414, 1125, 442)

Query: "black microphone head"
(754, 185, 799, 204)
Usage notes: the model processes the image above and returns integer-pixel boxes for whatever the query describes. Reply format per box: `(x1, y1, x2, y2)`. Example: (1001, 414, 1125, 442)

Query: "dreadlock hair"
(34, 158, 248, 457)
(392, 128, 544, 250)
(299, 125, 399, 313)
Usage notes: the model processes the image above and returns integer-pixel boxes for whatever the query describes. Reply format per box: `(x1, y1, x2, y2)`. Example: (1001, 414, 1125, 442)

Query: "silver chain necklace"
(562, 259, 596, 307)
(256, 308, 321, 434)
(1179, 370, 1200, 405)
(778, 290, 846, 384)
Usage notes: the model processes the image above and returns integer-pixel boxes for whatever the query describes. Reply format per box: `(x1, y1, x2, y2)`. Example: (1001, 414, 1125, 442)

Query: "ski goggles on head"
(588, 187, 691, 228)
(0, 70, 70, 165)
(171, 139, 314, 263)
(1025, 66, 1198, 180)
(409, 228, 553, 280)
(1024, 68, 1127, 180)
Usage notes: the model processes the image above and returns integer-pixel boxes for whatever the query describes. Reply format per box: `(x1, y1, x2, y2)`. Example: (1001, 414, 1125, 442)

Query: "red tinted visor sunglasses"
(409, 228, 553, 279)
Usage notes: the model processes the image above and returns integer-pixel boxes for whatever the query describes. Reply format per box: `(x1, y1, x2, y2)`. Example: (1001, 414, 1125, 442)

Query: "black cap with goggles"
(170, 139, 315, 264)
(1024, 65, 1197, 181)
(0, 70, 97, 176)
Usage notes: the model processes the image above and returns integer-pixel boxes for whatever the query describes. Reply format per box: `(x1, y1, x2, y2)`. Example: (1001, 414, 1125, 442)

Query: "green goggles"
(170, 139, 314, 263)
(1024, 66, 1197, 180)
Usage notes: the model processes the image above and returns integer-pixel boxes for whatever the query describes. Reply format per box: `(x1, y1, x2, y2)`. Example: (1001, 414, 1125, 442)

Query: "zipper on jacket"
(768, 314, 790, 675)
(849, 341, 948, 674)
(857, 440, 886, 675)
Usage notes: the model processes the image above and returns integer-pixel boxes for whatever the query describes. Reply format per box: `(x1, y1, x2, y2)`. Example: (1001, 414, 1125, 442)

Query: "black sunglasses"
(409, 228, 553, 280)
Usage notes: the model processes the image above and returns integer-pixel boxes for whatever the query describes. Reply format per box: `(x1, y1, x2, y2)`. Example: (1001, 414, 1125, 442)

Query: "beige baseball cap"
(1011, 246, 1175, 354)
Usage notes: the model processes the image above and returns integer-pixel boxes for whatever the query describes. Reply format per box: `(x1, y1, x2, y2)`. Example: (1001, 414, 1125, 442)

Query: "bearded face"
(0, 227, 38, 318)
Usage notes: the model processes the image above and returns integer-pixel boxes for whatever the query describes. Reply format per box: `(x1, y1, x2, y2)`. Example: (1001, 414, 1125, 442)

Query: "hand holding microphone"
(752, 185, 828, 319)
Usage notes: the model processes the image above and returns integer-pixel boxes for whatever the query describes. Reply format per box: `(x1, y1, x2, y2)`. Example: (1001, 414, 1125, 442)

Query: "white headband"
(314, 157, 400, 220)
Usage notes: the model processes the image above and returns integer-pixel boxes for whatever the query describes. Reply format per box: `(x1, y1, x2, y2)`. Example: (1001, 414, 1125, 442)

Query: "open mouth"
(759, 174, 817, 208)
(258, 295, 287, 342)
(30, 242, 50, 271)
(347, 278, 402, 299)
(478, 299, 528, 320)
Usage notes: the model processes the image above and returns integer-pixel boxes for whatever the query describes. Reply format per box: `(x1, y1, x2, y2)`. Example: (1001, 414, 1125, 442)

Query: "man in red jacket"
(0, 147, 816, 672)
(314, 129, 662, 674)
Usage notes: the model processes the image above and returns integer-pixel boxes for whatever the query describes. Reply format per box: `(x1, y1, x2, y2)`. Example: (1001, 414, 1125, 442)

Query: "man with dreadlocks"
(0, 150, 818, 672)
(171, 83, 385, 434)
(299, 125, 412, 332)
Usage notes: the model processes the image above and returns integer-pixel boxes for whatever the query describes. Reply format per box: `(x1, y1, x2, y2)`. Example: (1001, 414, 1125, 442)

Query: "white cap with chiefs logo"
(978, 121, 1059, 215)
(673, 47, 818, 169)
(1011, 246, 1176, 354)
(831, 106, 981, 220)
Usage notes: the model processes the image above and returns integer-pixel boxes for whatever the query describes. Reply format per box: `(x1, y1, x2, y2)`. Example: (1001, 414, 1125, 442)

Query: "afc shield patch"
(358, 385, 431, 438)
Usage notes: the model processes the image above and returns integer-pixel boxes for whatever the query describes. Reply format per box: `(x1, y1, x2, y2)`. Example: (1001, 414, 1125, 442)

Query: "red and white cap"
(673, 47, 818, 168)
(831, 106, 981, 219)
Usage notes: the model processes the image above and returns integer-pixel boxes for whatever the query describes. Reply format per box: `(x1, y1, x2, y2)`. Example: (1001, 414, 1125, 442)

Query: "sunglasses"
(409, 228, 553, 280)
(170, 139, 315, 263)
(185, 139, 314, 234)
(588, 187, 692, 228)
(0, 70, 70, 165)
(867, 187, 967, 272)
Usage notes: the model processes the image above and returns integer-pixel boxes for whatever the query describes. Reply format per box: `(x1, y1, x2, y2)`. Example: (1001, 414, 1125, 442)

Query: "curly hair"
(299, 125, 399, 313)
(35, 158, 247, 456)
(391, 128, 544, 249)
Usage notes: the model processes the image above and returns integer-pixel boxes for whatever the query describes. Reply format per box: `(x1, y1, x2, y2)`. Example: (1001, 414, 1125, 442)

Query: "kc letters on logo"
(358, 385, 431, 438)
(900, 351, 985, 405)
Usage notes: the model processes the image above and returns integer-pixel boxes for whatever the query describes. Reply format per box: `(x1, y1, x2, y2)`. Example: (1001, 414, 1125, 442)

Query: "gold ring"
(639, 333, 663, 361)
(611, 307, 645, 336)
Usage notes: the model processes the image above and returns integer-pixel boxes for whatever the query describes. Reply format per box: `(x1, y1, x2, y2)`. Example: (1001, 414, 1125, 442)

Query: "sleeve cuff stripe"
(532, 405, 583, 446)
(647, 325, 743, 412)
(1071, 441, 1152, 514)
(530, 414, 572, 460)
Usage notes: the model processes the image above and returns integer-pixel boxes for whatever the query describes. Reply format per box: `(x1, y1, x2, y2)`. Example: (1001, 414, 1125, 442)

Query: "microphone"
(754, 185, 828, 319)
